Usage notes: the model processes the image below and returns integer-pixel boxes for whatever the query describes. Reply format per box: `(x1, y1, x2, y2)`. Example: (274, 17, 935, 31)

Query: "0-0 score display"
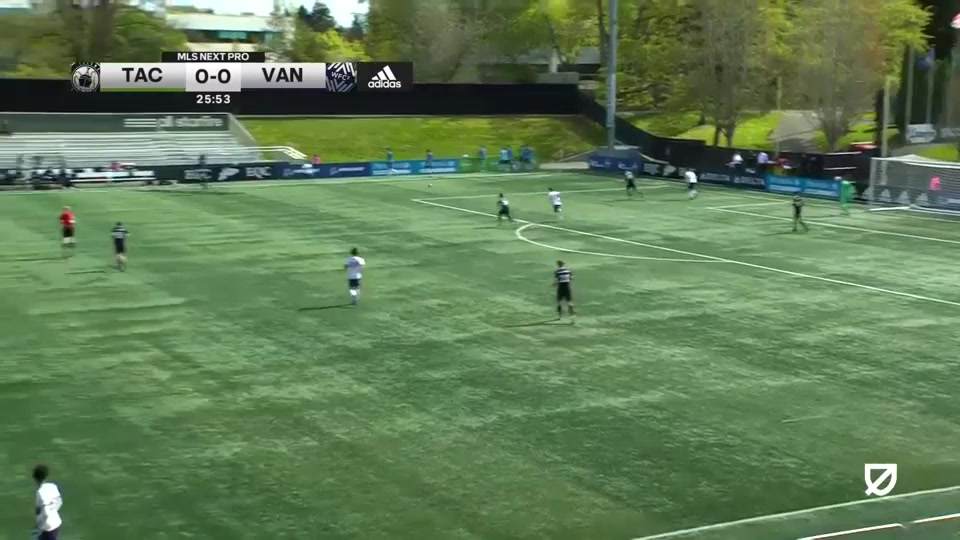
(70, 52, 412, 99)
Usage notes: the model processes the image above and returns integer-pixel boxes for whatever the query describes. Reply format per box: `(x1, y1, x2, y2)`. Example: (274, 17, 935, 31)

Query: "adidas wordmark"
(369, 65, 402, 89)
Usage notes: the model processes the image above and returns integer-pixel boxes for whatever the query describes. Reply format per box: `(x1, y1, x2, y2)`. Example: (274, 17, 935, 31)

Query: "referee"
(554, 260, 575, 322)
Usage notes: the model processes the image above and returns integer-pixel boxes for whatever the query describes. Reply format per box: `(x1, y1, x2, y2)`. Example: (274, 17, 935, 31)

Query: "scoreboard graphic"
(70, 52, 412, 93)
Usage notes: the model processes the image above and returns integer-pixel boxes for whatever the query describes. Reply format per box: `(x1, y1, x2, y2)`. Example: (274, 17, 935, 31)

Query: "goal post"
(868, 156, 960, 215)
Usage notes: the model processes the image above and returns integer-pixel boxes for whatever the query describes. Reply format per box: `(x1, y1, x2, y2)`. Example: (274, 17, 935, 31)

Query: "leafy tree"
(295, 5, 311, 26)
(305, 1, 337, 33)
(365, 0, 486, 81)
(792, 0, 928, 151)
(5, 5, 186, 77)
(685, 0, 769, 147)
(611, 0, 693, 111)
(316, 29, 369, 61)
(345, 14, 366, 41)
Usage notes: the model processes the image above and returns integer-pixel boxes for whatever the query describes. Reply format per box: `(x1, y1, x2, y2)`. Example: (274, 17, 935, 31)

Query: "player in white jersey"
(684, 169, 699, 199)
(33, 464, 62, 540)
(547, 188, 562, 219)
(344, 247, 366, 306)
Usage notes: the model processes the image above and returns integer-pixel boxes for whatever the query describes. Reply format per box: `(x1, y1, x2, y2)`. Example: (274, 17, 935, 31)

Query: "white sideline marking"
(514, 223, 720, 263)
(418, 185, 669, 201)
(798, 523, 904, 540)
(911, 511, 960, 525)
(797, 511, 960, 540)
(413, 199, 960, 308)
(627, 484, 960, 540)
(868, 206, 911, 212)
(709, 207, 960, 246)
(781, 413, 835, 424)
(706, 202, 783, 210)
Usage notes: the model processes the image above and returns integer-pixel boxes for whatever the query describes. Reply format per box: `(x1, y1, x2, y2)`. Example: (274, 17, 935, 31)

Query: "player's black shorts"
(39, 528, 60, 540)
(626, 180, 636, 189)
(62, 226, 74, 238)
(556, 283, 572, 302)
(499, 159, 511, 166)
(348, 278, 361, 289)
(688, 182, 696, 190)
(114, 239, 126, 254)
(498, 208, 511, 217)
(553, 204, 562, 213)
(794, 209, 802, 219)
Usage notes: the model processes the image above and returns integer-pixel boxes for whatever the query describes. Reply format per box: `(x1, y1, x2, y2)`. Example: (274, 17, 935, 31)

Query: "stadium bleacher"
(0, 132, 264, 169)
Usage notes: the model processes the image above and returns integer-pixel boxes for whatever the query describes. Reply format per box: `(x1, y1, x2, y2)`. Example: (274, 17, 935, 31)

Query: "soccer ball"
(428, 183, 433, 188)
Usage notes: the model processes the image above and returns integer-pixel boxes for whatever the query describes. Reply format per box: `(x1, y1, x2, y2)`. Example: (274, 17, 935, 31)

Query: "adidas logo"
(368, 66, 402, 89)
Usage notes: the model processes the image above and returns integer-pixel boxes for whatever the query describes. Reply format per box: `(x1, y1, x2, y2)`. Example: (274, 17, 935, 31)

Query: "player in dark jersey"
(554, 260, 575, 322)
(111, 222, 129, 270)
(497, 193, 514, 223)
(792, 194, 809, 233)
(624, 171, 641, 198)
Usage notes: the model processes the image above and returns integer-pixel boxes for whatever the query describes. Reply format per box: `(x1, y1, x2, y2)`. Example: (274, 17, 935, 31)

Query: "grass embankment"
(917, 144, 960, 161)
(629, 111, 783, 149)
(239, 116, 606, 162)
(630, 110, 905, 153)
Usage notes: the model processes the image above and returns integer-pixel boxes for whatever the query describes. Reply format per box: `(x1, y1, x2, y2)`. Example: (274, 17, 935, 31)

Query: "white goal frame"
(868, 156, 960, 216)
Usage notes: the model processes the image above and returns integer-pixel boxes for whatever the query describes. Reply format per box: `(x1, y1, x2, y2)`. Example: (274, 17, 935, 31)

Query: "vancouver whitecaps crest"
(326, 63, 357, 93)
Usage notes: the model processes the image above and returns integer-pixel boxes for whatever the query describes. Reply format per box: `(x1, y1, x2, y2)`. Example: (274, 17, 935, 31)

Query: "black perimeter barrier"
(2, 78, 874, 182)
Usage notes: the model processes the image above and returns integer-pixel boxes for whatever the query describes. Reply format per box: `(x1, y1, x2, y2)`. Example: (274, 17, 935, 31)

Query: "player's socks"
(556, 305, 562, 319)
(350, 289, 359, 305)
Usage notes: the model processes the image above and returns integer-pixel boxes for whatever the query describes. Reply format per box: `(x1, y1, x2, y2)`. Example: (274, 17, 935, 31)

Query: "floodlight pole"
(881, 76, 891, 158)
(605, 0, 618, 149)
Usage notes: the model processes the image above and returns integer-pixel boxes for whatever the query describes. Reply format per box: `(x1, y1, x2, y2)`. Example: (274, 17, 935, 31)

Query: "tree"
(792, 0, 928, 151)
(365, 0, 486, 81)
(485, 0, 595, 70)
(5, 5, 186, 77)
(302, 1, 337, 33)
(686, 0, 769, 147)
(610, 0, 693, 111)
(345, 14, 366, 41)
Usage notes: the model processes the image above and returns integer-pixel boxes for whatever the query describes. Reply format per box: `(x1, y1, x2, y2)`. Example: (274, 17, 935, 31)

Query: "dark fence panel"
(576, 93, 659, 154)
(0, 79, 581, 115)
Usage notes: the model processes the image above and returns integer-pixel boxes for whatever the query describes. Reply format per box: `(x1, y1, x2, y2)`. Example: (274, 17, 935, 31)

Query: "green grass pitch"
(1, 173, 960, 540)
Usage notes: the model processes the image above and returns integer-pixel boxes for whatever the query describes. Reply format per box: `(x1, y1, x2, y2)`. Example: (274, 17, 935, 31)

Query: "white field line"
(514, 223, 721, 263)
(797, 510, 960, 540)
(709, 207, 960, 246)
(413, 199, 960, 308)
(719, 191, 960, 224)
(868, 206, 912, 212)
(0, 171, 562, 196)
(626, 484, 960, 540)
(418, 185, 668, 201)
(910, 511, 960, 525)
(706, 202, 783, 210)
(797, 523, 904, 540)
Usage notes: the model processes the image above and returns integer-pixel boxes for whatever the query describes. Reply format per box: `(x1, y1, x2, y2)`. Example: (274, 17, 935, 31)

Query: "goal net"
(868, 155, 960, 215)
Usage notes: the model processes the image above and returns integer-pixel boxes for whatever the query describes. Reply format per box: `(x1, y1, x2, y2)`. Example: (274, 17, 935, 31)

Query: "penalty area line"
(627, 484, 960, 540)
(708, 207, 960, 246)
(514, 223, 723, 263)
(413, 199, 960, 308)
